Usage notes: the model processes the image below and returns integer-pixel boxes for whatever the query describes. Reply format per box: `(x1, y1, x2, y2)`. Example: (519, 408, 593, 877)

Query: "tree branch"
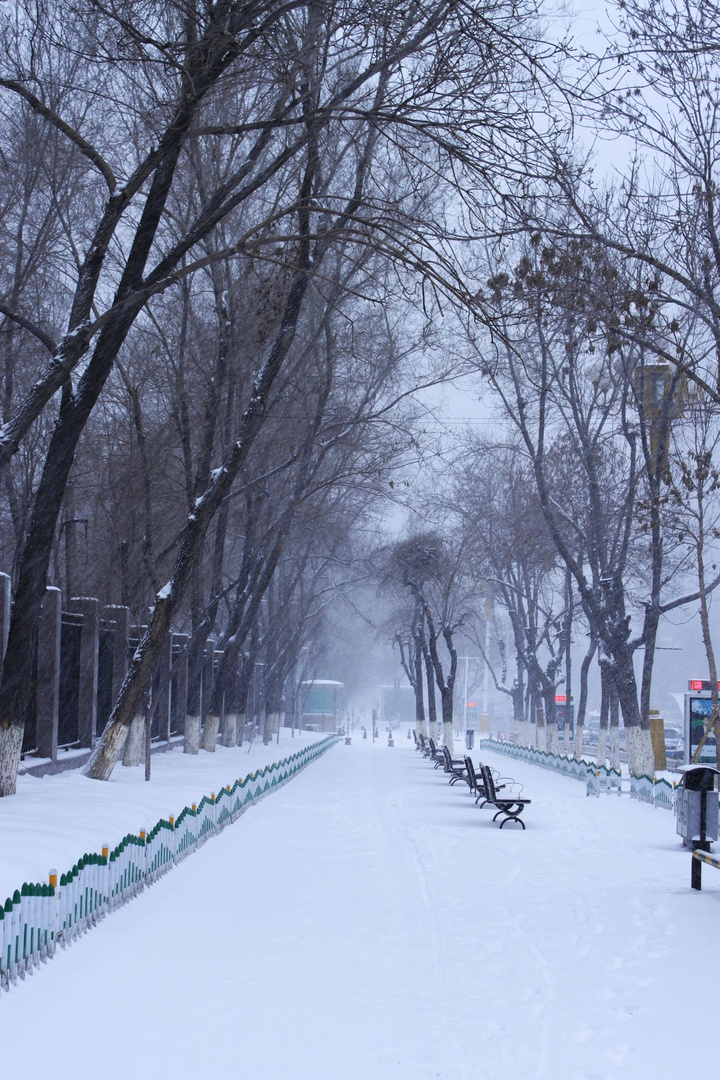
(0, 304, 56, 353)
(0, 78, 117, 192)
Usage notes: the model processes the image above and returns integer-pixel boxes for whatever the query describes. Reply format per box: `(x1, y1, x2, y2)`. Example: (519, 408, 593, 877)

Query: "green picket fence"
(628, 771, 677, 809)
(478, 736, 613, 785)
(0, 734, 337, 992)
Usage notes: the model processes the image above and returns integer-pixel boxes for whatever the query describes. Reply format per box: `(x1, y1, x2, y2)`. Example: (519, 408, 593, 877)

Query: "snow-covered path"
(1, 735, 717, 1079)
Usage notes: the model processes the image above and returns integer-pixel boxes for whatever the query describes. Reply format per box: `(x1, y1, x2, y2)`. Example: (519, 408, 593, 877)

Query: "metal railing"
(478, 735, 678, 808)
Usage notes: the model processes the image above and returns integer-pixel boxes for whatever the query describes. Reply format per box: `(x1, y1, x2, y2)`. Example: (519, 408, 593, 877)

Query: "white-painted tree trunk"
(122, 714, 144, 766)
(536, 708, 546, 751)
(626, 726, 655, 777)
(236, 712, 246, 746)
(442, 720, 454, 756)
(608, 726, 620, 771)
(573, 724, 585, 761)
(0, 723, 23, 797)
(545, 721, 558, 755)
(184, 715, 200, 754)
(597, 727, 608, 768)
(222, 712, 237, 747)
(201, 714, 220, 752)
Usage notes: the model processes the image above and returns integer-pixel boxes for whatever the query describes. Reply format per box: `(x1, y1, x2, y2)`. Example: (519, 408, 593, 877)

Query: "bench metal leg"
(499, 816, 525, 829)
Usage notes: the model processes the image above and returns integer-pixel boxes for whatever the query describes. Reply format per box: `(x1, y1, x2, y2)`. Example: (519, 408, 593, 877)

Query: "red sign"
(555, 695, 567, 703)
(688, 680, 720, 691)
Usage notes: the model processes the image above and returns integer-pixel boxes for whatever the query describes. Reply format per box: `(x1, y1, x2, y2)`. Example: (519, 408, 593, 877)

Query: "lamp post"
(481, 598, 492, 734)
(456, 656, 481, 732)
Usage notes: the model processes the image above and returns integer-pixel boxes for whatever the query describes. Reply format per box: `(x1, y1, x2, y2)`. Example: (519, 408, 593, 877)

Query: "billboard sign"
(684, 691, 718, 765)
(555, 699, 574, 739)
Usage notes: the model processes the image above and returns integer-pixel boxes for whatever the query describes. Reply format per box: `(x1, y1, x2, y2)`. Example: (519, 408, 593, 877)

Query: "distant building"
(380, 684, 415, 726)
(300, 680, 344, 732)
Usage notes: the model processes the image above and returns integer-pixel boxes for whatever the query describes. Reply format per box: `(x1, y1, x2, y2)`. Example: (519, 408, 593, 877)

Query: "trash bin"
(465, 729, 475, 751)
(676, 765, 719, 851)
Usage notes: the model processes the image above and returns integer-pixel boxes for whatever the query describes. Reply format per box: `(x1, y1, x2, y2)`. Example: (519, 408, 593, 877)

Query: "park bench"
(427, 738, 447, 768)
(419, 734, 440, 760)
(442, 745, 471, 782)
(455, 756, 512, 801)
(460, 755, 494, 798)
(478, 764, 531, 829)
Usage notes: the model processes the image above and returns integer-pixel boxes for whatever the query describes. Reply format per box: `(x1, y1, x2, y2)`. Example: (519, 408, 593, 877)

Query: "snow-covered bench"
(478, 764, 531, 829)
(427, 738, 446, 768)
(441, 745, 467, 780)
(451, 756, 512, 802)
(418, 734, 434, 759)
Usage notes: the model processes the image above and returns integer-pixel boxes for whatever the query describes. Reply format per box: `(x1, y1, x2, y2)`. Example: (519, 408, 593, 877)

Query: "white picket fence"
(479, 736, 678, 810)
(0, 735, 337, 992)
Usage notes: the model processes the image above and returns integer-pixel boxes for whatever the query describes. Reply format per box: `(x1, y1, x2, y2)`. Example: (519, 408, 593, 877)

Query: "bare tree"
(474, 238, 720, 773)
(0, 0, 571, 792)
(454, 442, 568, 752)
(387, 533, 468, 754)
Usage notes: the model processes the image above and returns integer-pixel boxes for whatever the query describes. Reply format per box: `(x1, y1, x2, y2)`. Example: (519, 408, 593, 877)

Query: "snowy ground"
(1, 730, 717, 1079)
(0, 732, 321, 899)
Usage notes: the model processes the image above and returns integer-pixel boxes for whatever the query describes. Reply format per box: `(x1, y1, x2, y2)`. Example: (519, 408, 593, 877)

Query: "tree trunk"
(573, 636, 596, 760)
(626, 724, 655, 777)
(542, 687, 558, 755)
(122, 713, 144, 767)
(511, 683, 525, 746)
(441, 689, 454, 756)
(608, 679, 620, 771)
(0, 724, 23, 798)
(202, 714, 219, 752)
(144, 695, 152, 782)
(414, 639, 427, 737)
(184, 716, 201, 754)
(222, 711, 237, 747)
(422, 642, 437, 733)
(184, 637, 205, 755)
(236, 661, 251, 747)
(611, 649, 654, 775)
(598, 667, 610, 767)
(528, 687, 538, 748)
(562, 570, 573, 756)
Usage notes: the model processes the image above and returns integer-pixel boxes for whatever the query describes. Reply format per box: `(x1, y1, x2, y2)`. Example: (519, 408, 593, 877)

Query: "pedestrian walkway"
(0, 734, 716, 1080)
